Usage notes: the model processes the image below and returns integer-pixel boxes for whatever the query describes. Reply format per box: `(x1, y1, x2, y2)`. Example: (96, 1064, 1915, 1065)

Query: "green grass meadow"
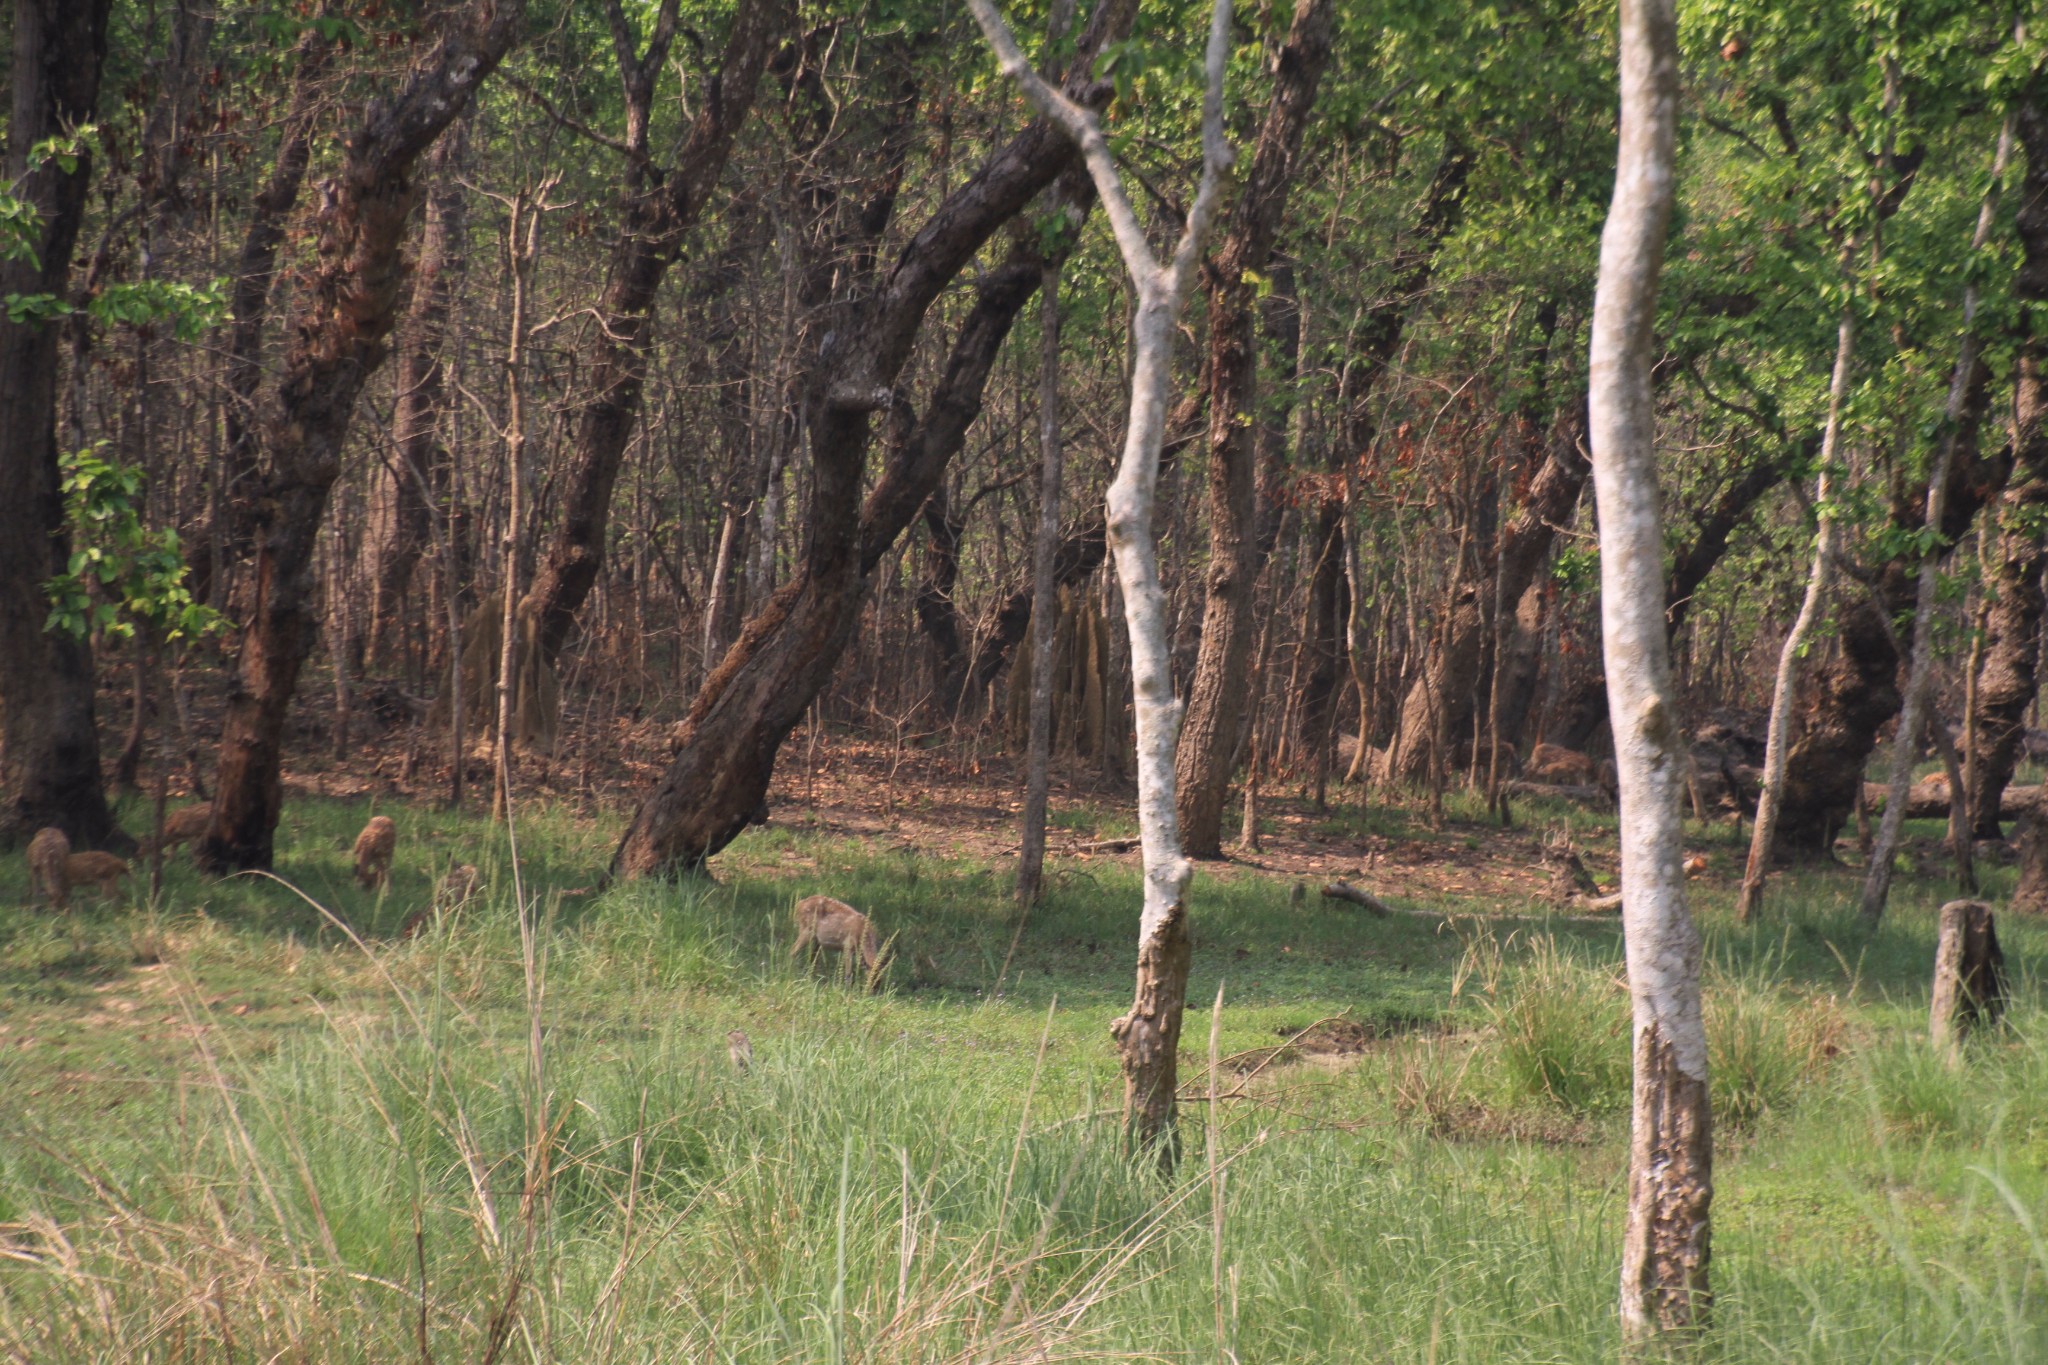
(2, 795, 2046, 1361)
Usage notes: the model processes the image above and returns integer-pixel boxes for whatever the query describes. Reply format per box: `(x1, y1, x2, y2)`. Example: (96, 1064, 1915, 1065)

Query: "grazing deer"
(27, 827, 70, 910)
(63, 851, 131, 904)
(150, 803, 212, 852)
(790, 895, 882, 980)
(1525, 742, 1601, 787)
(399, 863, 480, 939)
(353, 815, 397, 889)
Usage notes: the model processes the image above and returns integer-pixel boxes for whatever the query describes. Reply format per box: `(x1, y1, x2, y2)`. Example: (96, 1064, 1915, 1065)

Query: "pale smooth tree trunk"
(1588, 0, 1710, 1337)
(1738, 306, 1855, 921)
(1017, 260, 1065, 905)
(969, 0, 1233, 1167)
(1861, 117, 2015, 925)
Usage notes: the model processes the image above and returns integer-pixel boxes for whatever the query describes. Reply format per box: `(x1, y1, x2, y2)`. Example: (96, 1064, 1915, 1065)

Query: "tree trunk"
(1017, 257, 1065, 905)
(520, 0, 789, 665)
(968, 0, 1233, 1168)
(1590, 0, 1710, 1337)
(1968, 97, 2048, 839)
(198, 25, 334, 605)
(1862, 118, 2014, 925)
(368, 114, 471, 666)
(611, 3, 1136, 877)
(197, 0, 524, 871)
(1392, 393, 1589, 780)
(1174, 0, 1332, 858)
(0, 0, 122, 850)
(1738, 307, 1855, 920)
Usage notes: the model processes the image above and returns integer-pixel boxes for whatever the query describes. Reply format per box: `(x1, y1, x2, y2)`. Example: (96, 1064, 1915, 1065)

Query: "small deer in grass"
(353, 815, 397, 889)
(790, 895, 884, 985)
(28, 827, 70, 909)
(149, 803, 212, 852)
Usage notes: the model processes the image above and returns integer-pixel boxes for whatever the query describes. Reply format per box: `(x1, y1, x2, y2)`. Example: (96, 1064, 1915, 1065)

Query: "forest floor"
(2, 736, 2045, 1361)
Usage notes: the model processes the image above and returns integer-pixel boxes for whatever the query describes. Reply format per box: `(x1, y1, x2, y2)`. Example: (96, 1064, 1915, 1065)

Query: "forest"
(2, 0, 2047, 1358)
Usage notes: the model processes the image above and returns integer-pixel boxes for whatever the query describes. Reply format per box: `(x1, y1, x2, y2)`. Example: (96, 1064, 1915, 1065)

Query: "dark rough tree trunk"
(1663, 440, 1794, 635)
(520, 0, 789, 665)
(196, 0, 524, 871)
(1391, 381, 1588, 780)
(915, 486, 969, 710)
(1174, 0, 1333, 858)
(612, 1, 1138, 878)
(1968, 94, 2048, 839)
(367, 115, 471, 665)
(0, 0, 121, 849)
(192, 25, 334, 606)
(1309, 139, 1472, 784)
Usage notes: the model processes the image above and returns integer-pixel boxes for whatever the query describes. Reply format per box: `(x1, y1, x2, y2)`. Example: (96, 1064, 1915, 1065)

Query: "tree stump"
(1930, 899, 2005, 1054)
(2012, 812, 2048, 914)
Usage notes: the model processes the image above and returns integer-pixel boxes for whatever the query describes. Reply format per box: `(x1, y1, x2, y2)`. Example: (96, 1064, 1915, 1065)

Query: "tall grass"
(2, 799, 2047, 1360)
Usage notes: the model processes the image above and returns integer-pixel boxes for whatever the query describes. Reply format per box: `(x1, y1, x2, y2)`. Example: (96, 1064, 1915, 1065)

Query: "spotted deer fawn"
(353, 815, 397, 889)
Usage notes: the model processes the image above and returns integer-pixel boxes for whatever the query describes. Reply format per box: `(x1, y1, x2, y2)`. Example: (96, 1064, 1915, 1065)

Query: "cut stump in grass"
(1930, 899, 2006, 1056)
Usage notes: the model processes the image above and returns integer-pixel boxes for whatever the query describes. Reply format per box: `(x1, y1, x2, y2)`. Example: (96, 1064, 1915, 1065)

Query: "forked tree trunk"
(610, 3, 1135, 877)
(519, 0, 789, 665)
(1738, 306, 1855, 921)
(1588, 0, 1710, 1337)
(1862, 118, 2014, 925)
(1174, 0, 1332, 858)
(970, 0, 1233, 1169)
(0, 0, 122, 850)
(1968, 97, 2048, 838)
(197, 0, 524, 871)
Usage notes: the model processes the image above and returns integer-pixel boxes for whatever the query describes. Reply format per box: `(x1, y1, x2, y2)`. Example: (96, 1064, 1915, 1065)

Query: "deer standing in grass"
(353, 815, 397, 889)
(790, 896, 881, 980)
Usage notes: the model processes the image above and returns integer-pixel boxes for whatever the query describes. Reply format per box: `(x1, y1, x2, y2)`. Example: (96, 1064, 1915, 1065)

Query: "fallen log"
(1862, 777, 2044, 822)
(1320, 881, 1392, 917)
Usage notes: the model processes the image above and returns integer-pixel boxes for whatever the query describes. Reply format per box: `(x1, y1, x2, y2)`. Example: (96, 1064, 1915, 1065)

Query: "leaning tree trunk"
(367, 114, 471, 666)
(1589, 0, 1710, 1337)
(1174, 0, 1333, 858)
(0, 0, 121, 850)
(1738, 306, 1855, 920)
(1863, 117, 2014, 925)
(969, 0, 1233, 1169)
(611, 2, 1136, 878)
(1968, 96, 2048, 839)
(196, 0, 524, 872)
(519, 0, 788, 665)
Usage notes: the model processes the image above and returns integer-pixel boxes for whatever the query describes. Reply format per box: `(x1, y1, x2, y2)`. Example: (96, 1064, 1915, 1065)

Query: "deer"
(790, 895, 883, 982)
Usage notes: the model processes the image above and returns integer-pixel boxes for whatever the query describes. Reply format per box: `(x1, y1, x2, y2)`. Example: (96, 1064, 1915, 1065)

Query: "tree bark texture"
(1174, 0, 1333, 859)
(1314, 140, 1473, 783)
(1738, 308, 1854, 920)
(1589, 0, 1710, 1336)
(368, 114, 471, 664)
(1391, 392, 1589, 780)
(0, 0, 121, 849)
(1929, 899, 2005, 1055)
(1017, 258, 1065, 905)
(197, 0, 524, 871)
(611, 2, 1136, 878)
(521, 0, 792, 664)
(1968, 95, 2048, 838)
(1862, 118, 2014, 924)
(201, 24, 334, 603)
